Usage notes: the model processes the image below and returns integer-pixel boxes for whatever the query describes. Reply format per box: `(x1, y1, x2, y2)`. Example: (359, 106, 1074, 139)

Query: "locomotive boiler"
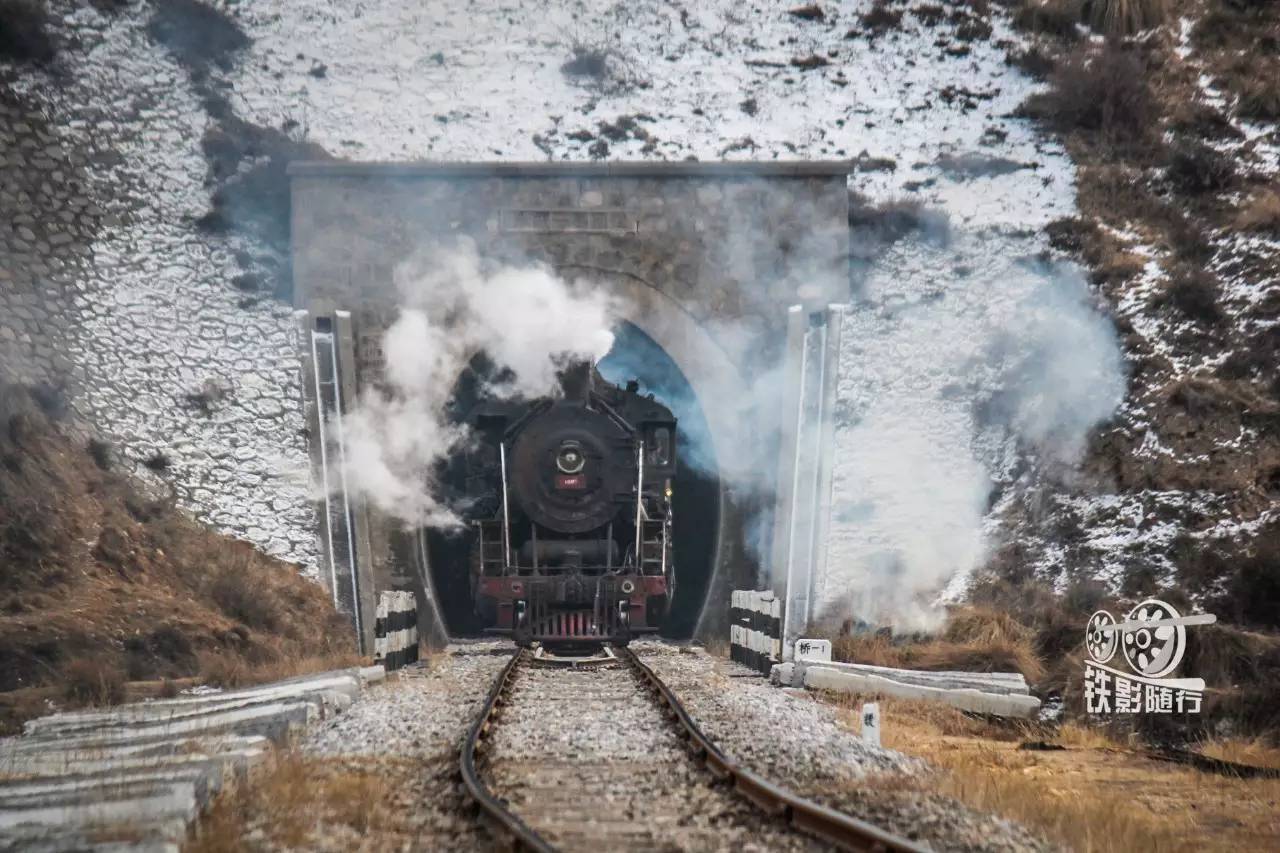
(465, 361, 676, 646)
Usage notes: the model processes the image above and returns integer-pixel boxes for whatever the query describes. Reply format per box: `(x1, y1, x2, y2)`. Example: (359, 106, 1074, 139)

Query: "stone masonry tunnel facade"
(289, 161, 851, 650)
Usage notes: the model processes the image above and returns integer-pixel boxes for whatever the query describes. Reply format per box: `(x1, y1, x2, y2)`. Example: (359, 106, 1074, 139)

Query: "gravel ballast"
(295, 640, 513, 851)
(633, 640, 1053, 853)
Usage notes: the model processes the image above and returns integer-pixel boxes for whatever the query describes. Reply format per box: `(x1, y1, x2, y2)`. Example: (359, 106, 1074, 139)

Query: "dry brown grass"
(1196, 736, 1280, 771)
(700, 635, 730, 659)
(830, 605, 1047, 684)
(0, 380, 357, 733)
(1014, 0, 1085, 40)
(817, 692, 1280, 851)
(1236, 190, 1280, 234)
(1085, 0, 1171, 37)
(1019, 43, 1158, 146)
(188, 751, 398, 852)
(196, 650, 364, 689)
(60, 659, 126, 707)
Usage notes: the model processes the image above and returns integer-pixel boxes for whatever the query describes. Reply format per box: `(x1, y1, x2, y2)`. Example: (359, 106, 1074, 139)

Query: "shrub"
(848, 192, 950, 243)
(198, 650, 248, 688)
(88, 438, 114, 471)
(1167, 100, 1243, 141)
(62, 659, 126, 706)
(1236, 76, 1280, 122)
(1083, 0, 1171, 36)
(1013, 0, 1084, 40)
(1006, 45, 1057, 79)
(788, 3, 825, 20)
(210, 556, 280, 632)
(1019, 43, 1156, 145)
(830, 606, 1047, 683)
(143, 452, 171, 472)
(0, 0, 54, 64)
(561, 39, 631, 89)
(1237, 191, 1280, 234)
(860, 1, 904, 33)
(146, 0, 249, 72)
(1165, 140, 1235, 195)
(27, 382, 68, 420)
(561, 42, 608, 78)
(1162, 270, 1223, 325)
(912, 3, 947, 25)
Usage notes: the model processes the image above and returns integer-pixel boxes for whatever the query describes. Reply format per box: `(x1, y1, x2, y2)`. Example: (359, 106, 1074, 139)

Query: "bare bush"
(1235, 74, 1280, 121)
(62, 659, 126, 707)
(1161, 269, 1224, 326)
(561, 41, 610, 78)
(1013, 0, 1084, 40)
(146, 0, 249, 73)
(0, 0, 55, 64)
(1237, 190, 1280, 234)
(848, 192, 950, 244)
(859, 1, 904, 34)
(88, 438, 114, 471)
(1084, 0, 1170, 36)
(1019, 43, 1157, 145)
(1165, 139, 1235, 195)
(143, 451, 172, 472)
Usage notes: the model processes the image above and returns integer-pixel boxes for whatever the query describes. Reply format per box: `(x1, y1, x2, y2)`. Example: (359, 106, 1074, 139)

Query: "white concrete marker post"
(860, 703, 881, 747)
(794, 638, 831, 663)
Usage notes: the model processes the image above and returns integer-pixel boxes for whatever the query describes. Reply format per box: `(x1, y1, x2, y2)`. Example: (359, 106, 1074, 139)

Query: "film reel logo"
(1084, 599, 1216, 714)
(1087, 599, 1194, 678)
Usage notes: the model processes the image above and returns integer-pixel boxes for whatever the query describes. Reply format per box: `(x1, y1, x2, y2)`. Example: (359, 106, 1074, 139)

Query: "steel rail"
(461, 646, 928, 853)
(458, 650, 556, 853)
(615, 648, 929, 853)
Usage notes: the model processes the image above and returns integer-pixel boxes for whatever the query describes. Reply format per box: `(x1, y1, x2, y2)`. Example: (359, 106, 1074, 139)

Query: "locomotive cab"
(467, 362, 676, 647)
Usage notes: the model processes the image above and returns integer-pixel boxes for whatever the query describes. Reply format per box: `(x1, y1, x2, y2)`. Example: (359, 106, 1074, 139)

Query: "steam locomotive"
(465, 361, 675, 647)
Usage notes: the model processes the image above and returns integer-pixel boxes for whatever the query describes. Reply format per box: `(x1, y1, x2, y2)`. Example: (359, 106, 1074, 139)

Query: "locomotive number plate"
(555, 474, 586, 490)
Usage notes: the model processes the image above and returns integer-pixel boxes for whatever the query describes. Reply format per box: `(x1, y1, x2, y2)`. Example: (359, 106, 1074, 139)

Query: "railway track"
(460, 646, 926, 853)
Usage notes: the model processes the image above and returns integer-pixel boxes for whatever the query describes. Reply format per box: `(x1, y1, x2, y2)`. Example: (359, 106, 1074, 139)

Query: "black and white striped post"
(374, 591, 419, 671)
(730, 590, 782, 676)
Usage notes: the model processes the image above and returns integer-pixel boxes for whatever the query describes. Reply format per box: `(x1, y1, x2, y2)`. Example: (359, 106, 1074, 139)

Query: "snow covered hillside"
(2, 0, 1275, 634)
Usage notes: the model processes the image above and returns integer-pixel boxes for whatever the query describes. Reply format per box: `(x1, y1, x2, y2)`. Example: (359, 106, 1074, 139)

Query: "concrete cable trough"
(0, 666, 384, 852)
(770, 660, 1041, 719)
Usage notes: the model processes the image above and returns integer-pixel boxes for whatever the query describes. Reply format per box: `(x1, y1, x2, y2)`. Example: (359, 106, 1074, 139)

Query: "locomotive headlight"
(555, 441, 586, 474)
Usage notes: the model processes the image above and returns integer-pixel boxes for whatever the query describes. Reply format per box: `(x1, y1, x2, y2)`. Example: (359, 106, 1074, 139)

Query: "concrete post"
(334, 311, 378, 654)
(297, 307, 375, 655)
(770, 306, 807, 603)
(773, 306, 845, 661)
(808, 306, 843, 617)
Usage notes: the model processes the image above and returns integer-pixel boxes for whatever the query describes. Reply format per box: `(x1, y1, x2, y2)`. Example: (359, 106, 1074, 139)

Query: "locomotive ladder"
(639, 518, 665, 575)
(476, 519, 506, 574)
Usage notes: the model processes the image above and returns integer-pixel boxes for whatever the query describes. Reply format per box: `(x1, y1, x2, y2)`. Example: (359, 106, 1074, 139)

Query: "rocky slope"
(1, 0, 1275, 654)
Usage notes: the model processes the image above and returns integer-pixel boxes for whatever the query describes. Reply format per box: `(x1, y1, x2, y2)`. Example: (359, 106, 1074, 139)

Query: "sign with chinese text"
(1084, 599, 1215, 715)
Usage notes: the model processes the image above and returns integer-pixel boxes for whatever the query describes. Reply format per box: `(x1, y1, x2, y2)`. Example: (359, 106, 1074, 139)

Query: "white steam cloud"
(824, 234, 1126, 633)
(335, 240, 618, 527)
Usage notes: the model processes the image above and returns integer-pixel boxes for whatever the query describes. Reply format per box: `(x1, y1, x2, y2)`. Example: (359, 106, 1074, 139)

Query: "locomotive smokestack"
(557, 359, 594, 401)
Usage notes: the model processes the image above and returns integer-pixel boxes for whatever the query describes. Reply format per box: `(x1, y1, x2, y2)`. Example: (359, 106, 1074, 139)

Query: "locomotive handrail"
(615, 648, 928, 853)
(499, 442, 512, 568)
(634, 441, 645, 563)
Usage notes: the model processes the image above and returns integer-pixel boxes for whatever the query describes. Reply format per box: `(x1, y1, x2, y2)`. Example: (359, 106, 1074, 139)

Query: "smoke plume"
(824, 236, 1126, 633)
(333, 240, 618, 527)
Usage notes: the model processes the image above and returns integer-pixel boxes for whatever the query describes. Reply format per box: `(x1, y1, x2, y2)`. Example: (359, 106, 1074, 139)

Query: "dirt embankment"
(0, 380, 354, 733)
